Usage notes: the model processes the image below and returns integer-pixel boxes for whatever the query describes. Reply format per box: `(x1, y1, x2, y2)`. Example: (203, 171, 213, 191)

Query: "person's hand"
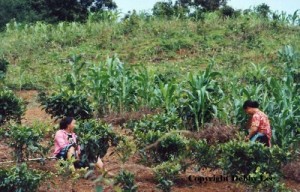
(96, 157, 104, 169)
(245, 136, 250, 141)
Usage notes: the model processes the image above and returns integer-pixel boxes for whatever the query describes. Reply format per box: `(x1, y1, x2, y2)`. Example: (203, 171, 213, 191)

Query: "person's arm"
(246, 114, 259, 140)
(246, 126, 258, 140)
(73, 134, 81, 157)
(55, 131, 68, 148)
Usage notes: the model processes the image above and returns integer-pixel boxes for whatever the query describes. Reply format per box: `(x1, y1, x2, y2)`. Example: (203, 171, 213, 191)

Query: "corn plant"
(62, 54, 87, 93)
(134, 68, 157, 108)
(180, 62, 223, 131)
(87, 10, 120, 23)
(87, 56, 138, 115)
(217, 80, 248, 126)
(264, 77, 300, 149)
(153, 82, 180, 112)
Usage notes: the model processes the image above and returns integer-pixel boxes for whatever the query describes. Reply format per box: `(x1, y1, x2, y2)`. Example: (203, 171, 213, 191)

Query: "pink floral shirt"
(53, 130, 80, 155)
(249, 110, 272, 146)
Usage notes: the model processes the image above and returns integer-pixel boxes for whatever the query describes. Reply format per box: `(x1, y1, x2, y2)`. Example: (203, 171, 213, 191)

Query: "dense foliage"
(0, 163, 46, 192)
(219, 141, 291, 176)
(1, 123, 48, 162)
(0, 58, 9, 80)
(114, 170, 138, 192)
(0, 88, 25, 125)
(0, 0, 118, 29)
(38, 90, 94, 120)
(76, 120, 119, 163)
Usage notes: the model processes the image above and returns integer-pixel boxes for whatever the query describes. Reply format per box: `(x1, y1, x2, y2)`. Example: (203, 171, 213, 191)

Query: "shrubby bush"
(153, 161, 181, 192)
(76, 120, 119, 164)
(0, 163, 46, 192)
(0, 88, 25, 125)
(156, 133, 189, 162)
(130, 112, 187, 163)
(114, 170, 138, 192)
(128, 112, 183, 134)
(38, 90, 93, 120)
(189, 139, 219, 169)
(0, 58, 9, 80)
(136, 130, 189, 164)
(219, 141, 291, 176)
(2, 123, 47, 162)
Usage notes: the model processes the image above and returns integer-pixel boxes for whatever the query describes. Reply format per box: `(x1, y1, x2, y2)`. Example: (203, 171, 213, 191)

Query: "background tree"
(90, 0, 117, 12)
(0, 0, 39, 30)
(176, 0, 227, 11)
(152, 1, 175, 18)
(30, 0, 117, 23)
(254, 3, 271, 18)
(0, 0, 118, 29)
(30, 0, 90, 22)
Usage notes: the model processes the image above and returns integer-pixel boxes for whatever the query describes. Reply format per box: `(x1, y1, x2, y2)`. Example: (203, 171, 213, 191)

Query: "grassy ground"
(1, 12, 299, 90)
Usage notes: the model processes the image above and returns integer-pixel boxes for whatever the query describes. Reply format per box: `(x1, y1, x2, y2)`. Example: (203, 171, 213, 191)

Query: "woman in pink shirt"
(54, 117, 104, 169)
(243, 100, 272, 147)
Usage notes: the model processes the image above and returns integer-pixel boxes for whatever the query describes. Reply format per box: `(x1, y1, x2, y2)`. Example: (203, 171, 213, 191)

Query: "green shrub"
(157, 133, 188, 162)
(153, 161, 181, 192)
(0, 88, 25, 125)
(136, 130, 189, 164)
(219, 141, 291, 176)
(0, 163, 46, 192)
(189, 139, 219, 169)
(121, 10, 141, 35)
(130, 112, 185, 163)
(0, 58, 9, 80)
(114, 170, 138, 192)
(2, 123, 47, 162)
(129, 112, 183, 134)
(248, 171, 291, 191)
(76, 120, 119, 164)
(38, 90, 93, 120)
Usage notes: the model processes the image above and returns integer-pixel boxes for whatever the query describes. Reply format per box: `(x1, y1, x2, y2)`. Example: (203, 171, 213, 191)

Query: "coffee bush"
(0, 88, 25, 125)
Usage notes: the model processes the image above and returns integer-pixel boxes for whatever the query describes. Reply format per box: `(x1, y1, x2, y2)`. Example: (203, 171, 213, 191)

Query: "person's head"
(59, 117, 76, 132)
(243, 100, 259, 115)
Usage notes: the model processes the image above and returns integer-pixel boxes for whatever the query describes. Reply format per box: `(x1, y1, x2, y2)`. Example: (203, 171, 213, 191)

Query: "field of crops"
(0, 8, 299, 192)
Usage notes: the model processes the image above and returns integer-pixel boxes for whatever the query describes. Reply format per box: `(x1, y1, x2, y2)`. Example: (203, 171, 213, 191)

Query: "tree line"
(0, 0, 117, 30)
(0, 0, 274, 31)
(0, 0, 239, 30)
